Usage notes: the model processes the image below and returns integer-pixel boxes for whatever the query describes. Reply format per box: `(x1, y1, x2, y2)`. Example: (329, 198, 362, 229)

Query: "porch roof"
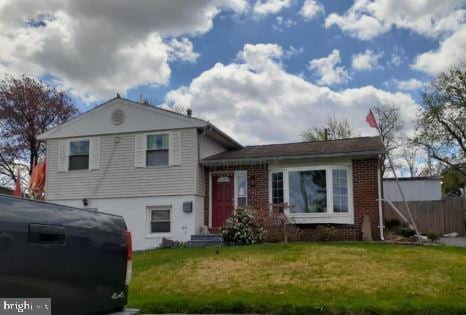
(201, 136, 384, 165)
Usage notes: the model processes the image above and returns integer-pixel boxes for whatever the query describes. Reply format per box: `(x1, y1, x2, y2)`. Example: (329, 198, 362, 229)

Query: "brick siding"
(204, 158, 381, 241)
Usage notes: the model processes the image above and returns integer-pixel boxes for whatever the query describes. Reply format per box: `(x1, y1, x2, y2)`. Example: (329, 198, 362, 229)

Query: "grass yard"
(128, 242, 466, 314)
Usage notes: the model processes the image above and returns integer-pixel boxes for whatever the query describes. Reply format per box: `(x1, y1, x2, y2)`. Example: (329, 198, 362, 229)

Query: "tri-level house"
(38, 97, 385, 250)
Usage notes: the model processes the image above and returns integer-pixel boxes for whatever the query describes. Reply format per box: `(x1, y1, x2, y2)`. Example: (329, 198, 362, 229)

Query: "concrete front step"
(190, 234, 222, 242)
(187, 234, 223, 247)
(187, 240, 222, 247)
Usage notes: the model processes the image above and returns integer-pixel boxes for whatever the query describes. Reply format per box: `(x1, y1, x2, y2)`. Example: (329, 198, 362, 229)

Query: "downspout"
(377, 154, 384, 241)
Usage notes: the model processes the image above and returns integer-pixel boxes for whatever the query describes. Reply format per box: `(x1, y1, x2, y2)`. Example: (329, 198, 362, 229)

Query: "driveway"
(440, 237, 466, 247)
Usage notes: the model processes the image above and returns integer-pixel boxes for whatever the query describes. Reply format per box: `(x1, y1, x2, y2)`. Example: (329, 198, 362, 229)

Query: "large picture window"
(69, 140, 89, 170)
(149, 207, 170, 233)
(289, 170, 327, 213)
(147, 134, 169, 166)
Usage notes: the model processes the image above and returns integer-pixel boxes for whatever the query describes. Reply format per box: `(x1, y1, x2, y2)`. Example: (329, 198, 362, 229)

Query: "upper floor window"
(146, 134, 169, 166)
(69, 140, 89, 170)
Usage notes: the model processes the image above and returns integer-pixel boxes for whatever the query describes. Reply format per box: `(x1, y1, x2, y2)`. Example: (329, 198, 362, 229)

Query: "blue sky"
(0, 0, 464, 145)
(126, 0, 436, 106)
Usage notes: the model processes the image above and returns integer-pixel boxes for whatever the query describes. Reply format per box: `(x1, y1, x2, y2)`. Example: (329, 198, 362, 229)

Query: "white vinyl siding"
(46, 128, 198, 200)
(169, 132, 181, 166)
(134, 134, 145, 167)
(89, 137, 100, 170)
(196, 135, 229, 196)
(57, 139, 68, 172)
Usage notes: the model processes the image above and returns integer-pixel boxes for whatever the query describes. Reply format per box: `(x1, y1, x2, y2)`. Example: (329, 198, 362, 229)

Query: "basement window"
(149, 207, 171, 233)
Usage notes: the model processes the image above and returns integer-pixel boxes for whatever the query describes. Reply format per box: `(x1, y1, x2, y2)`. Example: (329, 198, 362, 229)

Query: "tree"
(441, 165, 466, 196)
(398, 139, 421, 177)
(414, 66, 466, 176)
(371, 104, 404, 176)
(301, 116, 360, 142)
(0, 76, 79, 184)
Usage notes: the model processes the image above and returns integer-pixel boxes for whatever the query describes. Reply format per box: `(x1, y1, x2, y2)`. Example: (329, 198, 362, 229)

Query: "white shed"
(383, 176, 442, 202)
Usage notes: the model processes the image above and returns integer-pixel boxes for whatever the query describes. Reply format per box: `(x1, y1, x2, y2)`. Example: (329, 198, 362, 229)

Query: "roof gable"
(38, 98, 207, 139)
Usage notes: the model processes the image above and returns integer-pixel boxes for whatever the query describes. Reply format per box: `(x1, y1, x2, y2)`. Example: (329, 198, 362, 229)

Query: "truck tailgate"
(0, 196, 129, 314)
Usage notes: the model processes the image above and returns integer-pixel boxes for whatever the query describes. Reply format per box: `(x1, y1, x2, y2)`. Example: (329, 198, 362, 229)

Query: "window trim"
(68, 138, 90, 171)
(147, 206, 171, 235)
(234, 170, 247, 208)
(269, 164, 354, 224)
(145, 132, 170, 167)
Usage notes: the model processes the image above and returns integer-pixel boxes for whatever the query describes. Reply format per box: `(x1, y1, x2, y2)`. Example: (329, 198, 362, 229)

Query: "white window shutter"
(169, 132, 181, 166)
(57, 139, 68, 172)
(89, 137, 100, 170)
(134, 134, 146, 167)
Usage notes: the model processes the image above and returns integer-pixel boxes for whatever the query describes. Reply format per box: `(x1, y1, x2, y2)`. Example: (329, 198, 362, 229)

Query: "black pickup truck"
(0, 195, 132, 314)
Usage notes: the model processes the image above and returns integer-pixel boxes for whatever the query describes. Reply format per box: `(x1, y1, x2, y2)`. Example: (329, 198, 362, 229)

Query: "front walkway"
(440, 237, 466, 247)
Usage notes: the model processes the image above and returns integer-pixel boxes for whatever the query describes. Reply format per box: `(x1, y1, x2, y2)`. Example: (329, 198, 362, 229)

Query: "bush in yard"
(221, 208, 263, 245)
(400, 226, 416, 238)
(255, 204, 302, 244)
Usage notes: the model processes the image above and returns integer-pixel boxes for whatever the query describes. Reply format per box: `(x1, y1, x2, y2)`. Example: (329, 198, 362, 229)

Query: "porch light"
(249, 175, 256, 188)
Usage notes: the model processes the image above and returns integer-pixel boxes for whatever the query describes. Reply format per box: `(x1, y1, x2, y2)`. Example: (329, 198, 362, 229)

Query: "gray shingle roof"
(201, 136, 384, 164)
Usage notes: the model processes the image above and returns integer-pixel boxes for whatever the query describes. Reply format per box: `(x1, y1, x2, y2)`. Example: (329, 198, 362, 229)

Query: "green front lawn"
(128, 242, 466, 314)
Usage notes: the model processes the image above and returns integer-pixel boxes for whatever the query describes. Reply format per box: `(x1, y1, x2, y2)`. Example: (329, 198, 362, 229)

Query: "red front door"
(212, 174, 234, 228)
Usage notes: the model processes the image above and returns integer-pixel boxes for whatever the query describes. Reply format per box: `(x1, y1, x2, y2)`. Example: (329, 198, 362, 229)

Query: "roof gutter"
(200, 150, 384, 166)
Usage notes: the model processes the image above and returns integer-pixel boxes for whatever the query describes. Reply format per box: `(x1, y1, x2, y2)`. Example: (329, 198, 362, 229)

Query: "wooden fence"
(383, 198, 466, 235)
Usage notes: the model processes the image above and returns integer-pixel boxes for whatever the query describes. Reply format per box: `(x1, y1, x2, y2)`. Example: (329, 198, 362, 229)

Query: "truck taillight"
(125, 230, 132, 285)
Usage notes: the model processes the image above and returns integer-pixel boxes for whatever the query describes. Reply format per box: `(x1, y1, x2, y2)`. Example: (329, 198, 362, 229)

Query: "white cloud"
(299, 0, 324, 21)
(284, 45, 304, 59)
(167, 37, 199, 63)
(325, 0, 466, 40)
(389, 46, 407, 67)
(308, 49, 350, 85)
(0, 0, 247, 101)
(351, 49, 383, 71)
(253, 0, 292, 17)
(165, 43, 420, 145)
(412, 25, 466, 74)
(273, 16, 297, 31)
(392, 78, 425, 91)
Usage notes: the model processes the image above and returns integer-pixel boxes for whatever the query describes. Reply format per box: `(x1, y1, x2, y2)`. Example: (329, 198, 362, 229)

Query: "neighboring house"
(38, 97, 385, 250)
(383, 176, 442, 202)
